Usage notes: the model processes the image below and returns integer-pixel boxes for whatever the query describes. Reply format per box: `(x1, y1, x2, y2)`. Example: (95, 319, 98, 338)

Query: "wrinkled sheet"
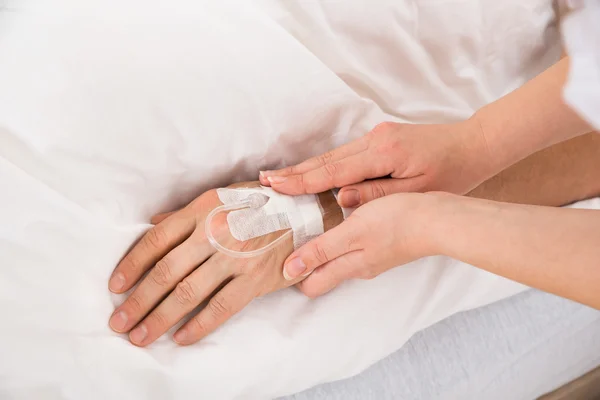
(0, 0, 583, 399)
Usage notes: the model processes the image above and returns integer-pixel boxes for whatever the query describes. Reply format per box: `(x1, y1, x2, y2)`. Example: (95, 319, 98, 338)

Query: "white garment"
(0, 1, 573, 399)
(562, 0, 600, 130)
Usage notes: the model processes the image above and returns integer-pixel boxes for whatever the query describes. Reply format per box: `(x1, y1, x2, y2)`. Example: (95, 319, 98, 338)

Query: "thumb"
(296, 251, 365, 298)
(282, 218, 363, 280)
(337, 176, 427, 207)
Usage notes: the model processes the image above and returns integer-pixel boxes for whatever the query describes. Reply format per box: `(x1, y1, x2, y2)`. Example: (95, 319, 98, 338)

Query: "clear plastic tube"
(204, 196, 292, 258)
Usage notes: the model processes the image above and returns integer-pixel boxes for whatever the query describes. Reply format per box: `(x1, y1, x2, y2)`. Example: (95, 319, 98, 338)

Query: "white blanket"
(0, 0, 585, 399)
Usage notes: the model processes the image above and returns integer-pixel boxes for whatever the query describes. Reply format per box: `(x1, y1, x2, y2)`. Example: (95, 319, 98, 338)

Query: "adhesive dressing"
(205, 187, 324, 258)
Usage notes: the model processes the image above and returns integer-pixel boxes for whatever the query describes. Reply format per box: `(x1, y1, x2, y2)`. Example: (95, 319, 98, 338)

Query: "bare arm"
(475, 57, 593, 175)
(432, 193, 600, 309)
(468, 131, 600, 206)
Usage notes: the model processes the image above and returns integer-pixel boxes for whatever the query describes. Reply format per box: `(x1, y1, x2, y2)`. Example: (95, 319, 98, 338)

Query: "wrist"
(472, 107, 524, 172)
(421, 192, 474, 258)
(408, 192, 462, 258)
(318, 190, 344, 231)
(458, 115, 500, 185)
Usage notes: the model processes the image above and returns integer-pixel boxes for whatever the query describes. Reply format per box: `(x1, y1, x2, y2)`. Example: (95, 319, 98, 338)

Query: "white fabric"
(0, 0, 573, 399)
(562, 0, 600, 130)
(216, 187, 323, 249)
(284, 289, 600, 400)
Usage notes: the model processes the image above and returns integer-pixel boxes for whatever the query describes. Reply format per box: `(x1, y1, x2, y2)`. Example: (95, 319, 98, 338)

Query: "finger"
(173, 276, 256, 345)
(337, 175, 427, 207)
(260, 136, 370, 185)
(108, 230, 214, 335)
(296, 251, 365, 298)
(282, 218, 363, 280)
(127, 252, 234, 347)
(109, 207, 196, 294)
(268, 151, 391, 195)
(151, 211, 177, 225)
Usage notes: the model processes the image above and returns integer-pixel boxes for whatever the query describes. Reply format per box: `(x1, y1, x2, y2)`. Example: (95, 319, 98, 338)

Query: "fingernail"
(340, 189, 360, 207)
(109, 310, 128, 332)
(109, 272, 125, 292)
(284, 257, 307, 280)
(267, 176, 286, 185)
(259, 171, 270, 185)
(129, 324, 147, 344)
(173, 329, 188, 344)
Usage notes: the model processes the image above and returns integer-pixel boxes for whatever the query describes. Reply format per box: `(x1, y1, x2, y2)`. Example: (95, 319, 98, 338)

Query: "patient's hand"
(108, 181, 342, 346)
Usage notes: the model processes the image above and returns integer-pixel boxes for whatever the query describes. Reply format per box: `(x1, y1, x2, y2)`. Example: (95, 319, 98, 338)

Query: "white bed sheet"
(0, 1, 581, 399)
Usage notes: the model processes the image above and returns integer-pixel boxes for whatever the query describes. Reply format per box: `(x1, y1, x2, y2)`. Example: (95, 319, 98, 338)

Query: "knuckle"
(126, 294, 144, 313)
(370, 121, 395, 136)
(316, 151, 334, 166)
(311, 243, 330, 265)
(322, 162, 339, 181)
(284, 165, 298, 175)
(119, 256, 139, 275)
(345, 233, 361, 251)
(188, 316, 209, 338)
(150, 259, 173, 287)
(173, 279, 198, 306)
(149, 310, 169, 329)
(296, 173, 308, 193)
(375, 139, 397, 156)
(146, 226, 168, 249)
(190, 189, 216, 209)
(369, 182, 387, 200)
(208, 293, 231, 319)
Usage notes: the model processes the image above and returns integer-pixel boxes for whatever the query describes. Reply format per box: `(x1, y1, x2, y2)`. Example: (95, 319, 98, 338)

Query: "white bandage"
(216, 187, 324, 249)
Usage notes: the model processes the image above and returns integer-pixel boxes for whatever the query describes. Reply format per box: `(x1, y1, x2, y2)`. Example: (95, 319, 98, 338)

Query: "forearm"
(475, 57, 592, 173)
(431, 194, 600, 309)
(467, 131, 600, 206)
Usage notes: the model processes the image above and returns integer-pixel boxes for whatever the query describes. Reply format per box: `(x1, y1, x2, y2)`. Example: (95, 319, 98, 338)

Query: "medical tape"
(216, 187, 324, 249)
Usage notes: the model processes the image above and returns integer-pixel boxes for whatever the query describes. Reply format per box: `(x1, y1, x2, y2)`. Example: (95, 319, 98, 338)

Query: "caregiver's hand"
(259, 119, 493, 207)
(284, 192, 446, 297)
(108, 182, 342, 347)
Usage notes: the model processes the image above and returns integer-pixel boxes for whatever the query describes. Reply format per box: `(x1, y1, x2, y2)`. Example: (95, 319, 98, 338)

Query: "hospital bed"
(285, 290, 600, 399)
(1, 1, 598, 399)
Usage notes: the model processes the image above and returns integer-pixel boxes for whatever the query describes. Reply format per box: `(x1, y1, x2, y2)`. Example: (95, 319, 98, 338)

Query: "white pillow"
(0, 0, 576, 399)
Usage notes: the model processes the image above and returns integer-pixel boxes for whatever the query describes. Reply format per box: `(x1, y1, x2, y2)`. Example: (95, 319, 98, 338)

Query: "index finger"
(268, 151, 391, 195)
(259, 135, 369, 185)
(282, 217, 364, 280)
(109, 208, 197, 293)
